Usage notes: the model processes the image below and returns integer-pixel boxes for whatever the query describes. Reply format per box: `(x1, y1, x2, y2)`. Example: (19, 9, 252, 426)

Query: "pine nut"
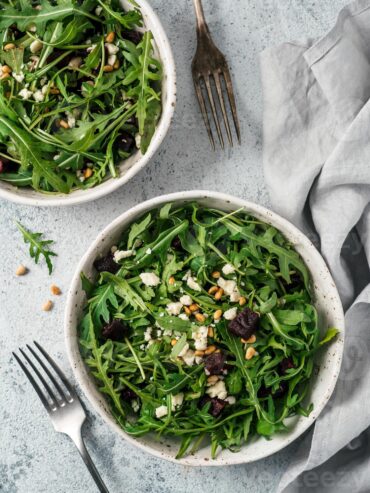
(239, 296, 247, 306)
(195, 313, 206, 323)
(194, 350, 205, 356)
(171, 339, 177, 346)
(84, 168, 93, 179)
(59, 119, 69, 129)
(205, 345, 216, 355)
(207, 327, 214, 337)
(168, 276, 175, 285)
(42, 300, 53, 312)
(214, 288, 223, 301)
(189, 303, 199, 312)
(50, 284, 61, 295)
(184, 306, 191, 316)
(49, 87, 60, 94)
(2, 65, 11, 73)
(245, 347, 257, 360)
(16, 265, 27, 276)
(4, 43, 15, 51)
(207, 375, 219, 385)
(246, 334, 256, 344)
(214, 309, 223, 320)
(113, 59, 120, 70)
(105, 31, 116, 43)
(0, 73, 10, 80)
(211, 271, 221, 279)
(208, 286, 218, 295)
(103, 64, 113, 72)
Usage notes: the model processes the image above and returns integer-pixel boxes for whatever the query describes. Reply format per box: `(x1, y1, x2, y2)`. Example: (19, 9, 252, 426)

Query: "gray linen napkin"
(261, 0, 370, 491)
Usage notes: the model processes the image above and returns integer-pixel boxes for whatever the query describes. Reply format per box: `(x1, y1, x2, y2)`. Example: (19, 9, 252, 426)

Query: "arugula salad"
(0, 0, 162, 193)
(79, 203, 338, 459)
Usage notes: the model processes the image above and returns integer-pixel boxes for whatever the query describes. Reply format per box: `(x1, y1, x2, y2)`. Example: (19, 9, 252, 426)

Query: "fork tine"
(19, 348, 59, 408)
(27, 344, 69, 403)
(222, 67, 241, 144)
(194, 78, 215, 150)
(213, 71, 233, 146)
(34, 341, 76, 398)
(204, 76, 224, 149)
(13, 352, 52, 412)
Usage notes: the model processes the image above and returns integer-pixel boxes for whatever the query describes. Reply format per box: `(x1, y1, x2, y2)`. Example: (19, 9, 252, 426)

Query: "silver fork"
(191, 0, 241, 149)
(13, 341, 109, 493)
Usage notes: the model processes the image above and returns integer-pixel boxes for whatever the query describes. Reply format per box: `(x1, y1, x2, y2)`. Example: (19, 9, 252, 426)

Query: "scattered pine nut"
(15, 265, 27, 276)
(214, 309, 223, 320)
(59, 119, 69, 129)
(214, 288, 224, 301)
(4, 43, 15, 51)
(239, 296, 247, 306)
(168, 276, 175, 285)
(194, 350, 205, 356)
(184, 306, 191, 316)
(171, 339, 178, 346)
(2, 65, 11, 74)
(207, 326, 214, 337)
(195, 313, 206, 323)
(103, 64, 113, 72)
(50, 284, 61, 296)
(211, 271, 221, 279)
(189, 303, 199, 312)
(42, 300, 53, 312)
(207, 375, 219, 385)
(105, 31, 116, 43)
(84, 168, 93, 179)
(204, 345, 216, 355)
(245, 347, 257, 360)
(0, 73, 10, 80)
(246, 334, 256, 344)
(208, 286, 218, 295)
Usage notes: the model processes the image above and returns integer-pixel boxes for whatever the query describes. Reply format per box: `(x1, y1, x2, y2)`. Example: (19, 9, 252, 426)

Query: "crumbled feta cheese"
(135, 133, 141, 149)
(132, 399, 140, 412)
(178, 343, 189, 358)
(30, 39, 43, 54)
(29, 25, 37, 33)
(166, 302, 183, 316)
(86, 43, 97, 54)
(163, 329, 172, 336)
(40, 76, 48, 86)
(155, 405, 168, 418)
(111, 245, 118, 253)
(146, 248, 152, 255)
(13, 72, 24, 83)
(139, 344, 145, 350)
(187, 276, 201, 292)
(140, 272, 160, 286)
(178, 313, 189, 321)
(182, 270, 191, 281)
(108, 54, 117, 66)
(105, 42, 119, 55)
(114, 249, 134, 262)
(144, 327, 152, 342)
(180, 295, 192, 306)
(224, 307, 238, 320)
(66, 112, 76, 129)
(230, 292, 241, 303)
(41, 85, 48, 95)
(182, 349, 195, 366)
(18, 88, 33, 100)
(217, 277, 240, 301)
(95, 6, 102, 15)
(192, 326, 208, 350)
(195, 356, 203, 364)
(206, 380, 227, 400)
(171, 393, 184, 410)
(226, 396, 236, 405)
(222, 263, 236, 275)
(33, 89, 45, 102)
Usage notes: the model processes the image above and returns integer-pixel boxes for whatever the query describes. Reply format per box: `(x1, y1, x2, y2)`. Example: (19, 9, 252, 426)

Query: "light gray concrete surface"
(0, 1, 349, 492)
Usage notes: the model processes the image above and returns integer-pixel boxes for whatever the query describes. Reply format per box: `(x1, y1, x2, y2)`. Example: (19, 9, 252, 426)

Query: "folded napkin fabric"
(261, 1, 370, 491)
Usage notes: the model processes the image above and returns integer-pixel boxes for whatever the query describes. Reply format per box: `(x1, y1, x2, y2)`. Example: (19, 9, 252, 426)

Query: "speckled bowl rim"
(0, 0, 176, 207)
(64, 190, 345, 466)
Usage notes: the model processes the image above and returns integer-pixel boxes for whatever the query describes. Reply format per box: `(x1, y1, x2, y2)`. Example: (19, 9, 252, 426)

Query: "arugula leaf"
(319, 328, 339, 346)
(127, 213, 151, 249)
(16, 221, 57, 274)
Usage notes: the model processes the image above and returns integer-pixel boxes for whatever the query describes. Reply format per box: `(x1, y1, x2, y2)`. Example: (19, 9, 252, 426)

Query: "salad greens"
(16, 220, 56, 274)
(0, 0, 162, 193)
(79, 203, 339, 459)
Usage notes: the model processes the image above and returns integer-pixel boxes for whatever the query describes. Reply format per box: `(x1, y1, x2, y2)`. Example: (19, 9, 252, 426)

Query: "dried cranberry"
(102, 319, 129, 341)
(93, 253, 120, 274)
(228, 307, 259, 339)
(198, 396, 227, 417)
(204, 352, 226, 375)
(283, 272, 302, 292)
(258, 381, 288, 399)
(114, 131, 135, 154)
(0, 157, 16, 173)
(171, 236, 182, 250)
(121, 388, 137, 401)
(280, 357, 295, 374)
(122, 30, 143, 45)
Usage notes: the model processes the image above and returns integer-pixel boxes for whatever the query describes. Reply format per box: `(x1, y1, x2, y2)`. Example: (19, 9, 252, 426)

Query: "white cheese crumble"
(178, 343, 189, 358)
(114, 249, 134, 262)
(135, 133, 141, 149)
(195, 356, 203, 364)
(144, 327, 152, 342)
(155, 405, 168, 418)
(108, 54, 117, 66)
(171, 393, 184, 410)
(95, 6, 102, 15)
(222, 263, 236, 275)
(30, 39, 43, 54)
(182, 349, 195, 366)
(192, 325, 208, 350)
(132, 399, 140, 412)
(217, 277, 240, 302)
(166, 302, 183, 316)
(206, 380, 227, 400)
(146, 248, 152, 255)
(33, 89, 45, 102)
(18, 88, 33, 100)
(180, 295, 192, 306)
(140, 272, 160, 286)
(187, 276, 201, 292)
(13, 72, 24, 83)
(105, 42, 119, 55)
(178, 313, 189, 321)
(224, 307, 238, 320)
(66, 112, 76, 129)
(163, 329, 172, 336)
(226, 396, 236, 405)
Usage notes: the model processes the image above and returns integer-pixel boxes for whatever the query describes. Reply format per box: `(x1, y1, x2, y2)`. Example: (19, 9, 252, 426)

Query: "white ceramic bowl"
(0, 0, 176, 207)
(65, 191, 345, 466)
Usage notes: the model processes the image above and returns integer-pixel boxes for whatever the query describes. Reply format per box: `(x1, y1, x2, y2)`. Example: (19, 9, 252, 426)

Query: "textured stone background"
(0, 1, 348, 492)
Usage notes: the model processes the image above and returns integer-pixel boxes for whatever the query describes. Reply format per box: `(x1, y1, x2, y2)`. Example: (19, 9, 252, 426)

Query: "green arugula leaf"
(16, 221, 57, 274)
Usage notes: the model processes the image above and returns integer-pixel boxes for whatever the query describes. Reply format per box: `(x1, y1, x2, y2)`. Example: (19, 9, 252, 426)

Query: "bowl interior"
(65, 191, 345, 466)
(0, 0, 176, 206)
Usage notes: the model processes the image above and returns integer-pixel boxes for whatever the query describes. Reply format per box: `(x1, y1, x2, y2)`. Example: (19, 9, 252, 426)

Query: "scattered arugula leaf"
(16, 221, 56, 274)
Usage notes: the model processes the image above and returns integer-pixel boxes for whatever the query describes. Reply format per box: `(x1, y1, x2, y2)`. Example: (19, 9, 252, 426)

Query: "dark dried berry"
(122, 30, 143, 45)
(114, 131, 135, 154)
(204, 352, 226, 375)
(280, 357, 295, 374)
(93, 253, 120, 274)
(198, 396, 227, 417)
(121, 388, 137, 401)
(102, 319, 129, 341)
(283, 272, 302, 292)
(228, 307, 259, 339)
(171, 236, 182, 250)
(0, 157, 17, 173)
(257, 385, 270, 398)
